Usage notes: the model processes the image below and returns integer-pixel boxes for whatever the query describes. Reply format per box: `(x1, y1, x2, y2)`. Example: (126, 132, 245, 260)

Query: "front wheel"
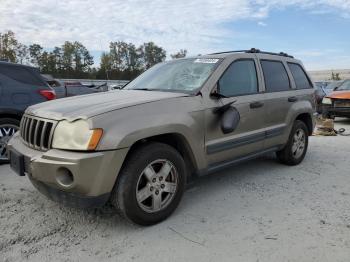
(277, 120, 309, 166)
(111, 142, 186, 226)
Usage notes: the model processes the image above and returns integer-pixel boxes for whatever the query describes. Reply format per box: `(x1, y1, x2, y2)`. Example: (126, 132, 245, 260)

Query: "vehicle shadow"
(3, 151, 302, 234)
(74, 153, 284, 228)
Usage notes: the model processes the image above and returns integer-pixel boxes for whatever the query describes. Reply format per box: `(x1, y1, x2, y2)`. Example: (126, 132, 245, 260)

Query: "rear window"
(288, 63, 312, 89)
(0, 64, 46, 86)
(261, 60, 290, 92)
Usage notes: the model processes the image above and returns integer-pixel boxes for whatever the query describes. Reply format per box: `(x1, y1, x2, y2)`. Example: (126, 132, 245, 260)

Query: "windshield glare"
(337, 81, 350, 91)
(125, 58, 220, 93)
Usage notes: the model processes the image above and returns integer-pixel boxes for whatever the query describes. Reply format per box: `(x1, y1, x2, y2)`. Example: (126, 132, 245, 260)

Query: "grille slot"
(334, 99, 350, 108)
(20, 115, 57, 151)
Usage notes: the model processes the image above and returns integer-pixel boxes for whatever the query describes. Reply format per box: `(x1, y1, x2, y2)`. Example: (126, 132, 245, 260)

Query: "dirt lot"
(1, 119, 350, 262)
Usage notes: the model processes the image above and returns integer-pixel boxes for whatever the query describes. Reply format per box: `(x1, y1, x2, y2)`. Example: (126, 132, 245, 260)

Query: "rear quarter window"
(288, 63, 312, 89)
(260, 60, 290, 92)
(0, 64, 46, 86)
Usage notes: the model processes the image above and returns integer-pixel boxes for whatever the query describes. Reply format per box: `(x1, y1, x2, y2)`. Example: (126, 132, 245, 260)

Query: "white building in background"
(308, 69, 350, 81)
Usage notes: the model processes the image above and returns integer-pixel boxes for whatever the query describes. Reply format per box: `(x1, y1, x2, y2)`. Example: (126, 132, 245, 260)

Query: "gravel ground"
(1, 119, 350, 262)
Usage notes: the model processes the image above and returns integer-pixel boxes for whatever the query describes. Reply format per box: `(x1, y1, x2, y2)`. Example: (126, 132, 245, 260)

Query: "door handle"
(250, 101, 264, 109)
(288, 96, 298, 102)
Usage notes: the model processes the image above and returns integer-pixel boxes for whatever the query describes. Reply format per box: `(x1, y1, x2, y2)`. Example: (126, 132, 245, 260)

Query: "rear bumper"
(7, 133, 129, 207)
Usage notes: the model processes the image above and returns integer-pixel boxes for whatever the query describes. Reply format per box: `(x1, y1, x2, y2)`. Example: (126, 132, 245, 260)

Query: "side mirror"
(211, 83, 227, 99)
(221, 107, 240, 134)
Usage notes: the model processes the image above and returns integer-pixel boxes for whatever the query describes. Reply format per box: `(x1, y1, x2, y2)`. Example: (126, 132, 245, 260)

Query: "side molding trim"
(206, 126, 285, 155)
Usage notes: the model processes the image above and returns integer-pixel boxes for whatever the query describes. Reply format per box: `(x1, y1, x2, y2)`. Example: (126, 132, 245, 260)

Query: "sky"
(0, 0, 350, 70)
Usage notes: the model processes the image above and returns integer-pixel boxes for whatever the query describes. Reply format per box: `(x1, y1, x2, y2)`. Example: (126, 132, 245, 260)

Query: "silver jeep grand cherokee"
(8, 49, 316, 225)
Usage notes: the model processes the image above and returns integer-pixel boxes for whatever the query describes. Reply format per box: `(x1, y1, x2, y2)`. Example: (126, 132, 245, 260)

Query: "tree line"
(0, 31, 187, 80)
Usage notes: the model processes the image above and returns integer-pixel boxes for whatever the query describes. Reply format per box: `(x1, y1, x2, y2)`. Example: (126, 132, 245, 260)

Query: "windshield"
(326, 81, 342, 89)
(337, 80, 350, 91)
(124, 58, 220, 93)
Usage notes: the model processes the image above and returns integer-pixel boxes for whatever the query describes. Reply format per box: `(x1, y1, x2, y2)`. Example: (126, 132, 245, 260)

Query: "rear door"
(258, 57, 295, 149)
(205, 55, 266, 167)
(287, 62, 315, 114)
(0, 64, 48, 111)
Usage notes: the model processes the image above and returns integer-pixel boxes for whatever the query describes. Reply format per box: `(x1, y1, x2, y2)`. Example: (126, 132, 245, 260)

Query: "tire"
(276, 120, 309, 166)
(0, 118, 20, 164)
(111, 142, 186, 226)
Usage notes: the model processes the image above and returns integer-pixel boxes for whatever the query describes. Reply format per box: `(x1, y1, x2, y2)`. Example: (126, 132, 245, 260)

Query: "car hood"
(327, 90, 350, 99)
(26, 90, 190, 121)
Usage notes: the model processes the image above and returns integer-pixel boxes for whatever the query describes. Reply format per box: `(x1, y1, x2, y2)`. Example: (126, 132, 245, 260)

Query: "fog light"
(56, 167, 74, 187)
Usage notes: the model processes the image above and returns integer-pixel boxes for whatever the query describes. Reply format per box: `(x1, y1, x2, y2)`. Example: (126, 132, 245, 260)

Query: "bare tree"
(170, 49, 187, 59)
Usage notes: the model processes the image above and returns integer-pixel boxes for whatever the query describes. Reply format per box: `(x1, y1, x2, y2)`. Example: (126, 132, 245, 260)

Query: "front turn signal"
(87, 129, 103, 150)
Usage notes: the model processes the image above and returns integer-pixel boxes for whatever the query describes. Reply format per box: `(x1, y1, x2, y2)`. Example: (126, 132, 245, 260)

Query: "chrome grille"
(20, 115, 57, 151)
(334, 99, 350, 108)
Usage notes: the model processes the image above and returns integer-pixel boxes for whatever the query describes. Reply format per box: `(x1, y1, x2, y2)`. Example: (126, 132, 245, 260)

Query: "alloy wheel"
(291, 128, 306, 159)
(136, 159, 179, 213)
(0, 124, 18, 161)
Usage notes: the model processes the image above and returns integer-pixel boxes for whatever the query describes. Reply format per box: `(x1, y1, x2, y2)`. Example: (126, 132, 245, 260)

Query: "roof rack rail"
(209, 50, 249, 55)
(208, 48, 294, 58)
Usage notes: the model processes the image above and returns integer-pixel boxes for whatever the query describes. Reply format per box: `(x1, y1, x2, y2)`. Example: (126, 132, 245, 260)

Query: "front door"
(205, 58, 266, 168)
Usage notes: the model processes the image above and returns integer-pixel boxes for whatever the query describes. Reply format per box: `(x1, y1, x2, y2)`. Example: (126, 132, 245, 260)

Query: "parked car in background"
(324, 80, 345, 94)
(62, 81, 102, 97)
(0, 61, 56, 163)
(314, 84, 327, 113)
(41, 74, 66, 98)
(322, 79, 350, 118)
(42, 76, 104, 98)
(314, 80, 345, 113)
(8, 49, 315, 225)
(314, 81, 331, 90)
(84, 82, 109, 92)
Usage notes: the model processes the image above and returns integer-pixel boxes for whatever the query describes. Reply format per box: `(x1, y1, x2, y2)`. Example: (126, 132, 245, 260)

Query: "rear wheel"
(111, 142, 186, 226)
(0, 118, 20, 164)
(277, 120, 309, 166)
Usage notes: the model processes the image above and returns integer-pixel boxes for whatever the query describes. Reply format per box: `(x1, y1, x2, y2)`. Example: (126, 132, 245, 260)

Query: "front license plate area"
(10, 150, 25, 176)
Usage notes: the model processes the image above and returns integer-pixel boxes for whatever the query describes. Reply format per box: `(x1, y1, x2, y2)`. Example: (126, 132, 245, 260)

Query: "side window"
(261, 60, 290, 92)
(0, 64, 45, 86)
(218, 60, 258, 97)
(288, 63, 312, 89)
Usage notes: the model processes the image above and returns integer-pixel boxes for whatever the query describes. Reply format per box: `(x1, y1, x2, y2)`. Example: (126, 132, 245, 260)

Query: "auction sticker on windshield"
(194, 58, 219, 64)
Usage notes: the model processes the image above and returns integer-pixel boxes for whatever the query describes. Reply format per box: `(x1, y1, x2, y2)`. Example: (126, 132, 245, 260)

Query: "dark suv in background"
(0, 61, 56, 163)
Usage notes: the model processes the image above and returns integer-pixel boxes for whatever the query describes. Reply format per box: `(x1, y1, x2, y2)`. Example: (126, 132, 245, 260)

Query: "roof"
(0, 60, 37, 70)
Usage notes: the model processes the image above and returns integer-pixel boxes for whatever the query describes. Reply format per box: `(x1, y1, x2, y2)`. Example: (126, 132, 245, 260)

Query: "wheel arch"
(295, 113, 313, 135)
(124, 133, 199, 180)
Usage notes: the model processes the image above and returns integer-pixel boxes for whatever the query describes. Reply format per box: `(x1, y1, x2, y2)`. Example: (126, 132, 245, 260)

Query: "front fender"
(90, 96, 207, 170)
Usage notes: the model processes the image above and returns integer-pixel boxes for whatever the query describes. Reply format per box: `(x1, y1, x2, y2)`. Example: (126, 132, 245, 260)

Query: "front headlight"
(322, 97, 332, 105)
(52, 120, 103, 150)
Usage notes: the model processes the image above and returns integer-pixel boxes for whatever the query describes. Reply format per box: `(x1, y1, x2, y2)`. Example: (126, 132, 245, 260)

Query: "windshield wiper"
(132, 88, 154, 91)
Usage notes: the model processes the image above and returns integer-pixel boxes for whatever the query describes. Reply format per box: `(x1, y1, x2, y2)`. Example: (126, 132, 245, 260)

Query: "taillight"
(39, 90, 56, 100)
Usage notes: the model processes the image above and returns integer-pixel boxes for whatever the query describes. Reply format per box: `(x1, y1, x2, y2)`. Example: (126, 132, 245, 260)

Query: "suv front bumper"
(7, 133, 129, 208)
